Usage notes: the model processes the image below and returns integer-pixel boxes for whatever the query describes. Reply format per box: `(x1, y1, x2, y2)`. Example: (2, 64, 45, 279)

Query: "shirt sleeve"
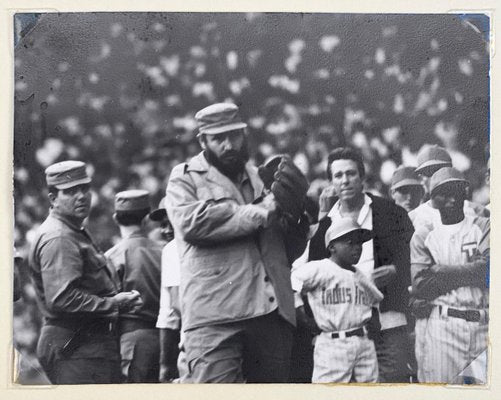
(156, 286, 181, 330)
(291, 261, 321, 294)
(355, 269, 384, 305)
(410, 227, 434, 266)
(162, 241, 181, 287)
(39, 236, 117, 315)
(166, 164, 271, 246)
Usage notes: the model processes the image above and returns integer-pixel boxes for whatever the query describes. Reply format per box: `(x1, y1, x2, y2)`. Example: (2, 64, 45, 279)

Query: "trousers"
(37, 325, 121, 384)
(183, 311, 293, 383)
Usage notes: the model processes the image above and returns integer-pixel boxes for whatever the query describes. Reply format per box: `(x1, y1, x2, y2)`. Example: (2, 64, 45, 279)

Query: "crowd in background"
(13, 12, 489, 383)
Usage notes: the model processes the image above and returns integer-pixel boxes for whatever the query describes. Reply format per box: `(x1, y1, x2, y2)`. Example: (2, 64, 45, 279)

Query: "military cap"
(390, 166, 423, 190)
(114, 190, 151, 212)
(429, 167, 469, 195)
(45, 160, 91, 189)
(149, 196, 167, 222)
(195, 103, 247, 136)
(325, 218, 372, 248)
(415, 145, 452, 176)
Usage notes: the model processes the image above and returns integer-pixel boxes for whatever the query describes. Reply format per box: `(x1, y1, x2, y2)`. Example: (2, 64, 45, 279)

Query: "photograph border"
(1, 1, 499, 399)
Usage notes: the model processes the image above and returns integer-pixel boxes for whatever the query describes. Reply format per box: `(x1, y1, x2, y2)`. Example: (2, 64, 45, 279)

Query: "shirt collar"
(327, 193, 373, 220)
(50, 208, 85, 232)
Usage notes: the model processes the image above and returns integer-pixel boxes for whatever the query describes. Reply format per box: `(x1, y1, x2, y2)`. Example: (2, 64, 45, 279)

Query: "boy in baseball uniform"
(291, 218, 383, 383)
(410, 167, 489, 384)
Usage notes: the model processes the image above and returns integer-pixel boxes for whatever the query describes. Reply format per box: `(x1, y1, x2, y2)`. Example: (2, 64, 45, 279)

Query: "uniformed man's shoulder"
(35, 215, 74, 243)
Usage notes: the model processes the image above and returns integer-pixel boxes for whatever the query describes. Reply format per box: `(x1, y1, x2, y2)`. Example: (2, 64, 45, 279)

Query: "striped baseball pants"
(415, 306, 488, 384)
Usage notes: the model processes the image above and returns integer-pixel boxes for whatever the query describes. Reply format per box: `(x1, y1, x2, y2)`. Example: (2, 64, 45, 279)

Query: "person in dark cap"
(148, 197, 174, 245)
(410, 167, 489, 383)
(28, 160, 142, 384)
(166, 103, 310, 383)
(105, 190, 163, 383)
(389, 166, 424, 215)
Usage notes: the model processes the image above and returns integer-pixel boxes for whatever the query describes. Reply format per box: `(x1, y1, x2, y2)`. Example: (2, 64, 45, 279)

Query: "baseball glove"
(258, 155, 309, 222)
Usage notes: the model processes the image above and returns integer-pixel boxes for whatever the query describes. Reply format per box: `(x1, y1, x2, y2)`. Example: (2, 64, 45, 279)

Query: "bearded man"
(165, 103, 309, 383)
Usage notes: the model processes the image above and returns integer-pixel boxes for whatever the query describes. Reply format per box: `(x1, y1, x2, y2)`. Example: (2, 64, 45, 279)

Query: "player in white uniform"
(410, 167, 489, 384)
(291, 218, 383, 383)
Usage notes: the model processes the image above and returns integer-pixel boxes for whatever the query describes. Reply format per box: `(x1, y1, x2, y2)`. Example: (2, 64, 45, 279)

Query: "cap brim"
(391, 179, 423, 190)
(149, 208, 167, 222)
(197, 122, 248, 136)
(415, 160, 451, 176)
(53, 177, 91, 190)
(431, 178, 469, 194)
(326, 228, 373, 247)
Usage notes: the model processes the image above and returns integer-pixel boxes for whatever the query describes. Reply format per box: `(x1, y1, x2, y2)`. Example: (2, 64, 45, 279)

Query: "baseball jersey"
(409, 200, 487, 231)
(410, 215, 489, 309)
(291, 259, 383, 332)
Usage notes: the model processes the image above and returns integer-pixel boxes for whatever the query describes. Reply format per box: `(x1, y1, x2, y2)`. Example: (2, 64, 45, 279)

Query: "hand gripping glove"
(258, 155, 309, 222)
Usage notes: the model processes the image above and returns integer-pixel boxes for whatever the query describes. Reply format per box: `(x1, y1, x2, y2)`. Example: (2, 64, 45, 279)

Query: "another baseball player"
(292, 218, 383, 383)
(389, 166, 424, 216)
(410, 167, 489, 384)
(106, 190, 163, 383)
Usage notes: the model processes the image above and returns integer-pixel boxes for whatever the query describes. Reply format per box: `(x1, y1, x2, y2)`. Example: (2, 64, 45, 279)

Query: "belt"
(46, 318, 118, 335)
(329, 326, 367, 339)
(438, 305, 488, 323)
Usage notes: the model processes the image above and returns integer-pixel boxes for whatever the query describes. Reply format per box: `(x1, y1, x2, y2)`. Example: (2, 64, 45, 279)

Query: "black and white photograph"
(10, 7, 492, 391)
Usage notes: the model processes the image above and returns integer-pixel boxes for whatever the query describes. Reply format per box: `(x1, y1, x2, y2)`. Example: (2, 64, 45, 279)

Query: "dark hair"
(326, 147, 365, 181)
(115, 208, 150, 226)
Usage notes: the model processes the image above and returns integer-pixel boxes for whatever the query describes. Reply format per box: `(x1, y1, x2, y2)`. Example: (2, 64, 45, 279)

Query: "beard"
(204, 140, 250, 181)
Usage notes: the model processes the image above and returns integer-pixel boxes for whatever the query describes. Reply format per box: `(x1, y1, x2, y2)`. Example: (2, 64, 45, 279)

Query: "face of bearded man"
(201, 129, 249, 180)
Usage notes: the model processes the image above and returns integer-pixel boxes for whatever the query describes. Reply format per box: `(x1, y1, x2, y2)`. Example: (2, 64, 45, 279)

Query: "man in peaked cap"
(411, 145, 488, 231)
(166, 103, 309, 382)
(105, 190, 163, 383)
(28, 161, 142, 384)
(410, 167, 489, 383)
(390, 166, 424, 215)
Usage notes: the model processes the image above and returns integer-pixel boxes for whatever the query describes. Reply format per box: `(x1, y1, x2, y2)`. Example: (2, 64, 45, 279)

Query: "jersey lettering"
(321, 285, 369, 305)
(461, 242, 478, 262)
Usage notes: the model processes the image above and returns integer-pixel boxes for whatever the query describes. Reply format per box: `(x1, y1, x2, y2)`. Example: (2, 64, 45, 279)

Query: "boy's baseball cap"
(325, 218, 372, 248)
(415, 145, 452, 177)
(390, 166, 423, 190)
(429, 167, 469, 195)
(114, 190, 151, 212)
(195, 103, 248, 136)
(45, 160, 91, 189)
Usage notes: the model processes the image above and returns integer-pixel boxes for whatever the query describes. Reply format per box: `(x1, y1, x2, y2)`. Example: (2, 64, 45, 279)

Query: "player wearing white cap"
(291, 218, 383, 383)
(410, 167, 489, 383)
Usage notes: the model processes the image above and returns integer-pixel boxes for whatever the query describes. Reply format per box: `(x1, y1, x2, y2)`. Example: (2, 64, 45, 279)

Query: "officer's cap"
(325, 218, 372, 248)
(115, 190, 151, 212)
(45, 160, 91, 190)
(195, 103, 247, 137)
